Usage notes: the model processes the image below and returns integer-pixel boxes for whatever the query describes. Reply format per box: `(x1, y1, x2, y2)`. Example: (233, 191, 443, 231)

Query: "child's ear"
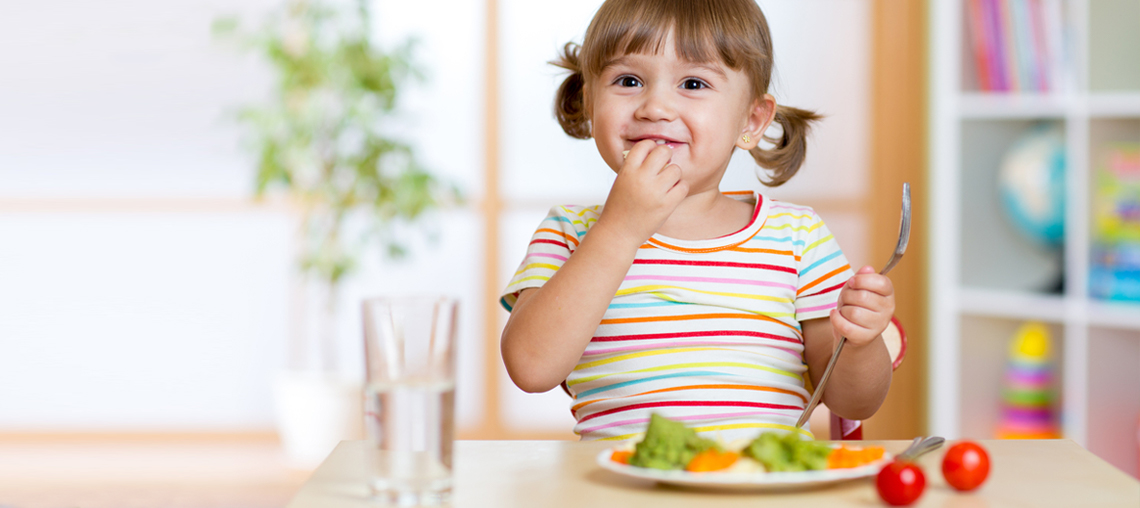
(737, 94, 777, 150)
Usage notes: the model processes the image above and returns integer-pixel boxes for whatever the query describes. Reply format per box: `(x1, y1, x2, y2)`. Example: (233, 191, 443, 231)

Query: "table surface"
(288, 439, 1140, 508)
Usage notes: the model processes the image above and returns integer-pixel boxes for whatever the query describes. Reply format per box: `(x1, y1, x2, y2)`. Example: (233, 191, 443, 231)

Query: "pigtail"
(750, 105, 822, 186)
(551, 42, 592, 139)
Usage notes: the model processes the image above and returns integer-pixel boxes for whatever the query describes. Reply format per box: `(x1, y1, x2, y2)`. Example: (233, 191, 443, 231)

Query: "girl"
(499, 0, 895, 442)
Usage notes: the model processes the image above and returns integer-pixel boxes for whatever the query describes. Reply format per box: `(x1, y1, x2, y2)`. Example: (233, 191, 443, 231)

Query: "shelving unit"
(929, 0, 1140, 478)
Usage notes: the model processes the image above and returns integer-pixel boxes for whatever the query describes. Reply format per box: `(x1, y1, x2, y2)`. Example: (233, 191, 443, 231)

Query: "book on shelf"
(966, 0, 1067, 93)
(1090, 144, 1140, 302)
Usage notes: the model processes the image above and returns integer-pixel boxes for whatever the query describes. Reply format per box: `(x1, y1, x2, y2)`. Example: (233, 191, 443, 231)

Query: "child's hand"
(830, 266, 895, 348)
(598, 139, 689, 243)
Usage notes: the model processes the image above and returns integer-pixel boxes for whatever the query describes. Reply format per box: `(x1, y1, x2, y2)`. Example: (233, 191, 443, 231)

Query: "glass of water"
(361, 296, 457, 506)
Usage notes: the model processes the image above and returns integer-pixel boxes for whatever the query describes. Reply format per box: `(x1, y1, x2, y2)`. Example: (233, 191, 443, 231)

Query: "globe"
(998, 126, 1066, 248)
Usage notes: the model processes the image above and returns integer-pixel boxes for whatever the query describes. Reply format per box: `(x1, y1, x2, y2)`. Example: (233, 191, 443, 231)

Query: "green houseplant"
(214, 0, 456, 467)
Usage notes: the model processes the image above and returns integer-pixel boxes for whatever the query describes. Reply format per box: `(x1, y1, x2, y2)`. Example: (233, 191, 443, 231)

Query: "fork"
(795, 183, 911, 430)
(897, 435, 945, 461)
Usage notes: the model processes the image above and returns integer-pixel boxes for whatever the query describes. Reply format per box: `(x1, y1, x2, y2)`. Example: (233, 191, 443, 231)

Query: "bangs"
(581, 0, 769, 87)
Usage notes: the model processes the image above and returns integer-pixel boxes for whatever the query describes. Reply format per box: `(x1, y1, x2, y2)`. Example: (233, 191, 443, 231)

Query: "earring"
(742, 134, 751, 143)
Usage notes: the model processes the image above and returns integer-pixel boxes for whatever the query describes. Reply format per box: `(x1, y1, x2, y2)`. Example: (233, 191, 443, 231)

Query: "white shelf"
(959, 93, 1070, 119)
(959, 92, 1140, 119)
(1087, 301, 1140, 331)
(1087, 93, 1140, 118)
(930, 1, 1140, 477)
(957, 288, 1067, 323)
(957, 288, 1140, 331)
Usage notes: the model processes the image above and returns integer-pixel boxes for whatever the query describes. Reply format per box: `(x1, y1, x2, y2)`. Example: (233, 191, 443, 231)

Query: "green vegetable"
(629, 414, 719, 470)
(742, 432, 832, 472)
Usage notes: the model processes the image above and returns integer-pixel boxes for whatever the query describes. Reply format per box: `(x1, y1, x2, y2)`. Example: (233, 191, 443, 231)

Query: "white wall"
(0, 212, 293, 430)
(0, 0, 485, 431)
(0, 0, 272, 198)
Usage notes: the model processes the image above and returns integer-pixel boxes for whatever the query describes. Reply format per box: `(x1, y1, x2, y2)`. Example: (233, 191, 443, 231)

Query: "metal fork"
(795, 183, 911, 430)
(897, 435, 945, 461)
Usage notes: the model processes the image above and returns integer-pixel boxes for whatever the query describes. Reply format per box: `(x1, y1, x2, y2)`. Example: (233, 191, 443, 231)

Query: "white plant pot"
(274, 371, 365, 470)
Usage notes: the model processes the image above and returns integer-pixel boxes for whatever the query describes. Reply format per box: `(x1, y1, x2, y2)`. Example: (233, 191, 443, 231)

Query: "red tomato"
(876, 460, 926, 506)
(942, 441, 991, 491)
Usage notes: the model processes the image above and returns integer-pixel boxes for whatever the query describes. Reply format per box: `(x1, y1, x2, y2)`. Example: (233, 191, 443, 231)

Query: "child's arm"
(802, 265, 895, 420)
(500, 141, 687, 393)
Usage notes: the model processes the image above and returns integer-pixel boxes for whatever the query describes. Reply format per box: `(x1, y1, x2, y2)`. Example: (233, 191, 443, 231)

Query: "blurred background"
(1, 0, 1136, 506)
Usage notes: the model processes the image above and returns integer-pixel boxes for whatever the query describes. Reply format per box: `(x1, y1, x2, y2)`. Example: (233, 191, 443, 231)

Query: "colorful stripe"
(567, 361, 802, 386)
(623, 274, 796, 291)
(577, 400, 803, 424)
(590, 329, 802, 344)
(599, 312, 799, 332)
(797, 265, 851, 295)
(529, 238, 569, 250)
(500, 192, 851, 441)
(530, 252, 568, 262)
(573, 371, 737, 399)
(614, 285, 792, 303)
(579, 411, 793, 434)
(579, 341, 799, 358)
(633, 258, 797, 274)
(535, 228, 580, 247)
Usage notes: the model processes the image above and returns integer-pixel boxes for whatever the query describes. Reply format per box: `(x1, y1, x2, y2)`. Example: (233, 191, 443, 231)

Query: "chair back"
(830, 315, 907, 440)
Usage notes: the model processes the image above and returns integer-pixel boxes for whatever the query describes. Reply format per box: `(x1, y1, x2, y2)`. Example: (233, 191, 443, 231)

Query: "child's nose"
(634, 85, 678, 122)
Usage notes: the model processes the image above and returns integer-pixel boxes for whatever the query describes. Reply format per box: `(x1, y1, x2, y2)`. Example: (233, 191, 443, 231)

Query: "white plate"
(595, 447, 892, 491)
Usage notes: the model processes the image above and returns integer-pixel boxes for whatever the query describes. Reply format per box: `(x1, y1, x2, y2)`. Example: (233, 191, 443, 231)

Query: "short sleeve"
(499, 205, 590, 311)
(794, 210, 854, 322)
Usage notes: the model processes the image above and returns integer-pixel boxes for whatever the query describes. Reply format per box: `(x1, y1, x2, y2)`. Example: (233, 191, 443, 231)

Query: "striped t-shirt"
(500, 191, 853, 442)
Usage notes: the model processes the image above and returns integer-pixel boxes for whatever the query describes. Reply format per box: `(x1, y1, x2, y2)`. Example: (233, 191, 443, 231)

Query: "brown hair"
(552, 0, 820, 186)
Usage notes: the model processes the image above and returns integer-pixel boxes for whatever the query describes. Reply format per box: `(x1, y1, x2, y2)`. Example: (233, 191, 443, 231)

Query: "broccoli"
(742, 431, 831, 472)
(628, 414, 719, 470)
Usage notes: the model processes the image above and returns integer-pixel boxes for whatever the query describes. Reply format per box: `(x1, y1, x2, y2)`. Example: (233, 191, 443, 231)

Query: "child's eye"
(681, 78, 709, 90)
(615, 75, 642, 87)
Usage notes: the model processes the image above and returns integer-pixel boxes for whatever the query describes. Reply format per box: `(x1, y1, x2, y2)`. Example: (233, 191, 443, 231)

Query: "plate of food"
(595, 414, 892, 491)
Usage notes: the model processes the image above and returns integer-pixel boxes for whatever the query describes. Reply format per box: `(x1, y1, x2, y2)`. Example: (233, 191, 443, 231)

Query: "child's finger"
(659, 163, 682, 189)
(838, 289, 893, 322)
(845, 272, 894, 296)
(623, 139, 666, 169)
(830, 308, 877, 344)
(663, 166, 689, 202)
(642, 144, 674, 173)
(837, 303, 878, 327)
(837, 295, 892, 334)
(839, 288, 891, 313)
(830, 308, 872, 340)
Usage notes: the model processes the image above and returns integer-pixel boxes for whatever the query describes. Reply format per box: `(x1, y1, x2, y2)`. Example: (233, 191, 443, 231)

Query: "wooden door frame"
(863, 0, 928, 439)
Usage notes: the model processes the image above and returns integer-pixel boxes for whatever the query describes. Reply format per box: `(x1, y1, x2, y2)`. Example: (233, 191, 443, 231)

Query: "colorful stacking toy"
(997, 322, 1060, 439)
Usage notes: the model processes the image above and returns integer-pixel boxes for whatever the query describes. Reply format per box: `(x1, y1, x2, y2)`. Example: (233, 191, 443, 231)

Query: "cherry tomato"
(876, 460, 925, 506)
(942, 441, 991, 491)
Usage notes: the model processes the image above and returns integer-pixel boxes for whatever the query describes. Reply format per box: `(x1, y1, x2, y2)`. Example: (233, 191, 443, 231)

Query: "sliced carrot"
(685, 449, 739, 472)
(611, 450, 633, 464)
(828, 447, 852, 469)
(827, 445, 885, 469)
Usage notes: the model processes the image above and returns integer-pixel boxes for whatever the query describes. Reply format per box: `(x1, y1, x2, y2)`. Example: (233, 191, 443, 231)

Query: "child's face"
(589, 32, 771, 193)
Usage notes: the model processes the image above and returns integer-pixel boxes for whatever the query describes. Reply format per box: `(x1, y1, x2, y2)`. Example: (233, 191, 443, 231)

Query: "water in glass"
(362, 296, 457, 506)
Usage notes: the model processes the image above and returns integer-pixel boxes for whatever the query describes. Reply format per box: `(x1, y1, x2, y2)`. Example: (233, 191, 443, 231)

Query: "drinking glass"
(361, 296, 457, 505)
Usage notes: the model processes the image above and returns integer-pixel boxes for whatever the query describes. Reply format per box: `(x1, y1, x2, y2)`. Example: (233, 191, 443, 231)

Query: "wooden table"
(288, 439, 1140, 507)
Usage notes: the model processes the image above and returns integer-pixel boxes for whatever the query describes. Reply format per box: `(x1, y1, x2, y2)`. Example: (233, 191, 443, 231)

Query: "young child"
(499, 0, 895, 442)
